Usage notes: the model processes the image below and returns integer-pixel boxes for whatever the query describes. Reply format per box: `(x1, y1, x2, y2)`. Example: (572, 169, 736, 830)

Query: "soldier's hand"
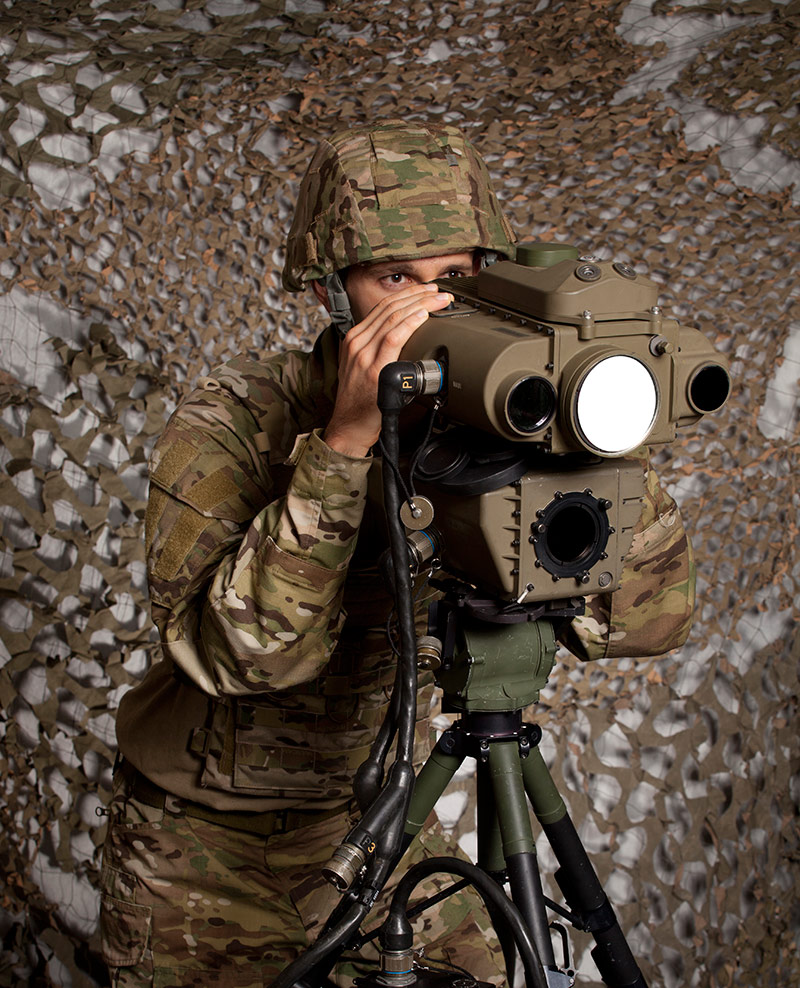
(323, 283, 454, 458)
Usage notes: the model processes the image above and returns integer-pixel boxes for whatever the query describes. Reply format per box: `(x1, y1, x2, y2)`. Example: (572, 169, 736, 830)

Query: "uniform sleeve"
(558, 458, 696, 661)
(145, 384, 372, 697)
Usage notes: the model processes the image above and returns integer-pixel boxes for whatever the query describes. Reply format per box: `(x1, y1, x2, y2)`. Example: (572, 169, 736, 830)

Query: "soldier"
(99, 121, 695, 987)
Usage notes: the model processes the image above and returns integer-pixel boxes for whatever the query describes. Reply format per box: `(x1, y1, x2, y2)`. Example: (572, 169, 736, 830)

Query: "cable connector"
(376, 949, 416, 986)
(322, 830, 376, 892)
(378, 360, 444, 414)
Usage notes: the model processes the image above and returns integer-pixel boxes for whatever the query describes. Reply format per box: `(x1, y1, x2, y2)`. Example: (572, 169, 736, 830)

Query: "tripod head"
(424, 579, 582, 714)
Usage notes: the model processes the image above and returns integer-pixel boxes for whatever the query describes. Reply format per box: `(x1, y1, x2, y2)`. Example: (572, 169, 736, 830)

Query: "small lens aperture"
(506, 376, 556, 435)
(689, 363, 731, 413)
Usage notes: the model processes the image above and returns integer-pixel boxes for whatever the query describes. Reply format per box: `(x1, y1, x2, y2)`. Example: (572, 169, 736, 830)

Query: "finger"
(342, 303, 447, 383)
(344, 284, 441, 347)
(370, 297, 451, 364)
(345, 290, 453, 362)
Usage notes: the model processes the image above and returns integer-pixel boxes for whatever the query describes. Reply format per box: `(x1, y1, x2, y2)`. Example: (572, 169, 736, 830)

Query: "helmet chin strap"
(320, 250, 505, 337)
(319, 271, 355, 337)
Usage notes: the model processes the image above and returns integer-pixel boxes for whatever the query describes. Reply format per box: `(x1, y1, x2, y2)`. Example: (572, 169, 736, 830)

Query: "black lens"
(506, 376, 556, 434)
(531, 491, 610, 578)
(546, 503, 600, 566)
(689, 363, 731, 413)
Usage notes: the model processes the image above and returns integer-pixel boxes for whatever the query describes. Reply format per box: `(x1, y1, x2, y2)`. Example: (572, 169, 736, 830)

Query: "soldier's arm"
(557, 457, 696, 661)
(145, 382, 371, 697)
(145, 285, 457, 697)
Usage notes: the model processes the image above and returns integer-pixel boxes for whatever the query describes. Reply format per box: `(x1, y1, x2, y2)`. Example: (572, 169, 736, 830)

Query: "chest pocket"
(231, 686, 390, 798)
(197, 630, 435, 800)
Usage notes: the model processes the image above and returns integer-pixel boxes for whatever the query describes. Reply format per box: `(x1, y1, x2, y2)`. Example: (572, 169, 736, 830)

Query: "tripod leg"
(487, 740, 557, 970)
(476, 759, 505, 874)
(403, 729, 463, 843)
(521, 746, 648, 988)
(476, 765, 522, 980)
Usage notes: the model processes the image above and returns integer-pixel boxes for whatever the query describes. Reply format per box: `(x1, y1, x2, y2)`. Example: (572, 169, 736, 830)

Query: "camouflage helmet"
(282, 120, 516, 293)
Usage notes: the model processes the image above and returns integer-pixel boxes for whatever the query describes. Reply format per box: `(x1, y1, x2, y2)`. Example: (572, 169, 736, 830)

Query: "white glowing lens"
(576, 355, 658, 454)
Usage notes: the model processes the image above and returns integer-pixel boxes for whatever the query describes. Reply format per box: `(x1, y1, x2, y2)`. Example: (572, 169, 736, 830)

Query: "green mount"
(436, 615, 558, 713)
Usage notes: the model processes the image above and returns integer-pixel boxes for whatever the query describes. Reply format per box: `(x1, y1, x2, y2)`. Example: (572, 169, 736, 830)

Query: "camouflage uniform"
(101, 326, 509, 985)
(100, 121, 695, 986)
(101, 765, 503, 988)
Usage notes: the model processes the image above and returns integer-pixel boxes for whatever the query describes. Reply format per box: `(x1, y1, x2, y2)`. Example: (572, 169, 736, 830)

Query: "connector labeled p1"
(378, 360, 444, 414)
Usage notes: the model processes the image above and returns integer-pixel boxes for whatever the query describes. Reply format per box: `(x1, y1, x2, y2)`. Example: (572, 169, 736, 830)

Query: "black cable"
(408, 399, 441, 488)
(379, 408, 417, 768)
(353, 878, 471, 949)
(353, 671, 400, 809)
(413, 959, 475, 979)
(385, 572, 435, 660)
(384, 857, 549, 988)
(355, 389, 432, 809)
(269, 365, 435, 987)
(378, 435, 415, 503)
(267, 901, 369, 988)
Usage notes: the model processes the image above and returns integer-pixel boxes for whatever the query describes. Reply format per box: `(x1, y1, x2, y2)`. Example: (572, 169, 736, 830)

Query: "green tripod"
(403, 591, 648, 988)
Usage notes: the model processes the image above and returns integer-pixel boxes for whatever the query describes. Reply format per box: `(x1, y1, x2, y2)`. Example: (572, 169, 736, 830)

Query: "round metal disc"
(400, 496, 435, 531)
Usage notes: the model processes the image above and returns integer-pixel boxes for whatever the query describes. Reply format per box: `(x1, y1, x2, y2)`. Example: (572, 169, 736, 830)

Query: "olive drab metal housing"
(401, 242, 731, 455)
(398, 242, 730, 604)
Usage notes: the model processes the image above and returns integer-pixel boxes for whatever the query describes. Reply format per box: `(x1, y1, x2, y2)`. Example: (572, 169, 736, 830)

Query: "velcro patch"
(151, 507, 211, 582)
(145, 486, 169, 556)
(151, 439, 196, 487)
(189, 470, 241, 513)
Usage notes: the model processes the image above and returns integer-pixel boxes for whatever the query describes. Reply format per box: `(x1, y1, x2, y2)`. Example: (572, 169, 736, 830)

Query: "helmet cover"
(282, 120, 516, 292)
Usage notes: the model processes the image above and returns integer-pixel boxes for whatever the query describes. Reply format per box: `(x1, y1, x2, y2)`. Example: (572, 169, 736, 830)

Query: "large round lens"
(505, 376, 557, 435)
(575, 355, 658, 454)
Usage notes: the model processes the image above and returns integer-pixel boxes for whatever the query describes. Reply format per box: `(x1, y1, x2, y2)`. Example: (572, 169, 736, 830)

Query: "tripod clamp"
(436, 712, 542, 761)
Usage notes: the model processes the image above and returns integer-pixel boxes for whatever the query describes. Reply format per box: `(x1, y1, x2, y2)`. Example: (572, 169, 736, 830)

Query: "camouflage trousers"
(99, 772, 506, 988)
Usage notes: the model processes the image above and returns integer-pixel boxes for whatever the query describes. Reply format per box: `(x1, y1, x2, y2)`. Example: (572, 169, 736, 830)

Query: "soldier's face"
(344, 251, 479, 324)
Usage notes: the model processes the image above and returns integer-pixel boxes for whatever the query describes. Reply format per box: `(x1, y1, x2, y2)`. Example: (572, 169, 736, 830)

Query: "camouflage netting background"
(0, 0, 798, 985)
